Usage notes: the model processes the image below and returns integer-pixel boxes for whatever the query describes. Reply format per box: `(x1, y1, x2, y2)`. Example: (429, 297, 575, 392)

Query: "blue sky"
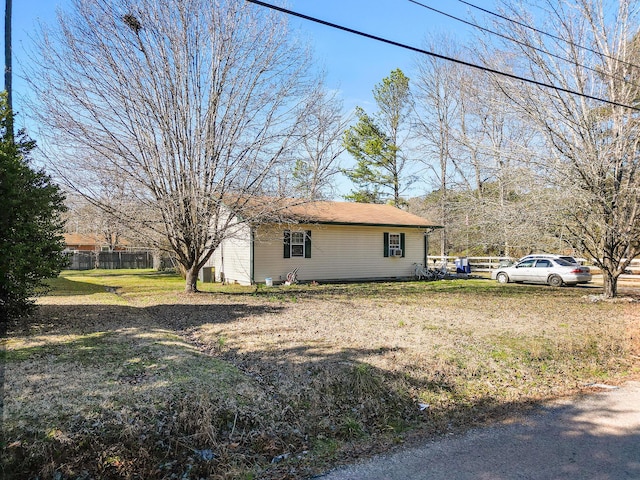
(6, 0, 495, 126)
(276, 0, 489, 111)
(5, 0, 497, 197)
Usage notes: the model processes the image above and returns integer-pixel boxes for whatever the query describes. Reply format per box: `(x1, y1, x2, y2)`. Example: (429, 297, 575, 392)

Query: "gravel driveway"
(317, 381, 640, 480)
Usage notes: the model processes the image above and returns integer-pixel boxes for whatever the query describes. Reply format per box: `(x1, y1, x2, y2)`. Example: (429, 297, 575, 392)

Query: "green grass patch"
(48, 269, 186, 297)
(45, 270, 583, 304)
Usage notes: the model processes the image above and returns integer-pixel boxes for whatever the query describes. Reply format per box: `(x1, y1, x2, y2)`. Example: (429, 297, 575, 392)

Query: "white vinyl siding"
(253, 224, 424, 283)
(205, 222, 252, 285)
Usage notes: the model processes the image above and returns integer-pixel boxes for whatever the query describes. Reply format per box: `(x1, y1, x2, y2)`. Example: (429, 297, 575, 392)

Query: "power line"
(245, 0, 640, 112)
(408, 0, 640, 90)
(458, 0, 640, 71)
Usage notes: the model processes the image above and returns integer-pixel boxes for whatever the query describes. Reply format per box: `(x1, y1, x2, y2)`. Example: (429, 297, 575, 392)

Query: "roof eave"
(267, 220, 443, 229)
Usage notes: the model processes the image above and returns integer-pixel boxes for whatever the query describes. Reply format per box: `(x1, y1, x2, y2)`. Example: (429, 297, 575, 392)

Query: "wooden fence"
(427, 256, 640, 274)
(427, 256, 513, 273)
(66, 251, 154, 270)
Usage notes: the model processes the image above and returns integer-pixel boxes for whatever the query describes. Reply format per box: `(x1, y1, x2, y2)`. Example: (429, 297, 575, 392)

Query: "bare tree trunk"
(602, 271, 618, 299)
(440, 160, 447, 257)
(184, 266, 198, 293)
(153, 251, 162, 271)
(413, 39, 460, 256)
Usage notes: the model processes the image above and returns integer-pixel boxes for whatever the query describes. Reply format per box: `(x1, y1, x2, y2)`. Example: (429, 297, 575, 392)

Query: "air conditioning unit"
(390, 248, 403, 257)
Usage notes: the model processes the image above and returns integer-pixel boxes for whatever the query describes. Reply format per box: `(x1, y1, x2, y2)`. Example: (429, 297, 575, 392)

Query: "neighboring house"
(205, 200, 442, 285)
(63, 233, 127, 252)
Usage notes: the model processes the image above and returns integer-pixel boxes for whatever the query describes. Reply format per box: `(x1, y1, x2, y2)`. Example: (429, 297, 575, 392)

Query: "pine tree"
(343, 69, 412, 206)
(0, 93, 67, 319)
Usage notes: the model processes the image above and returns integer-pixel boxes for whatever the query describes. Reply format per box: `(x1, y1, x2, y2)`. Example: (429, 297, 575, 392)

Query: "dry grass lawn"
(3, 270, 639, 479)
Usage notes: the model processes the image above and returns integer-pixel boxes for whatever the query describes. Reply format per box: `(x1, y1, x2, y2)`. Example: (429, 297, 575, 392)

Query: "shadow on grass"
(7, 301, 287, 336)
(5, 302, 288, 477)
(2, 299, 631, 480)
(41, 276, 108, 296)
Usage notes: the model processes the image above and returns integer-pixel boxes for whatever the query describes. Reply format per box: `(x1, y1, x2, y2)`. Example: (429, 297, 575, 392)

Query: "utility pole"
(4, 0, 13, 140)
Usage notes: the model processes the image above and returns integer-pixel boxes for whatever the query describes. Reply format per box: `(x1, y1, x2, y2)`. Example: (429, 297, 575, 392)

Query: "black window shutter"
(283, 230, 291, 258)
(383, 232, 389, 257)
(400, 233, 405, 257)
(304, 230, 311, 258)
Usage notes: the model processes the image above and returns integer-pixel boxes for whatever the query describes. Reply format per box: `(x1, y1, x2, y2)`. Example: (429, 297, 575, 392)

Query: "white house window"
(284, 230, 311, 259)
(290, 231, 305, 257)
(384, 232, 404, 257)
(388, 233, 401, 253)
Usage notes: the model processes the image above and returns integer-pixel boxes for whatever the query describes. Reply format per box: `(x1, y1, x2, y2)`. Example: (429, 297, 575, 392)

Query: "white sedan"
(491, 257, 592, 287)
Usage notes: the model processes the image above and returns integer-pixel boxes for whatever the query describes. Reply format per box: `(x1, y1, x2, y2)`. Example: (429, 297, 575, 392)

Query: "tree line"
(339, 0, 640, 298)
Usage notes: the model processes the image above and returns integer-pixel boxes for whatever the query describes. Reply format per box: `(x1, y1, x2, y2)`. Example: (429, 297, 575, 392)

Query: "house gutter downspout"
(424, 232, 428, 267)
(424, 228, 435, 267)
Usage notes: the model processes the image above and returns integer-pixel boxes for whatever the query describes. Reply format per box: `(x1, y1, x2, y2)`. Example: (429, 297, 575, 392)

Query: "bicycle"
(414, 263, 444, 281)
(413, 263, 429, 280)
(430, 261, 448, 280)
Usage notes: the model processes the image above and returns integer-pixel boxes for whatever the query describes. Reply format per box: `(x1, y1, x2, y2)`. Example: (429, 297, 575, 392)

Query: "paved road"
(317, 381, 640, 480)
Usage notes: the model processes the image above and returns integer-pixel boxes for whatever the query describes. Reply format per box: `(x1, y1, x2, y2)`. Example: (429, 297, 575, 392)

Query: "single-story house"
(204, 200, 442, 285)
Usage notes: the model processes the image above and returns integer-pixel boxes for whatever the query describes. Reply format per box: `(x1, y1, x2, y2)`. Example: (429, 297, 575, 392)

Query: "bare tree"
(64, 187, 129, 252)
(413, 38, 541, 257)
(413, 38, 462, 256)
(291, 81, 350, 199)
(27, 0, 318, 292)
(456, 60, 546, 257)
(493, 0, 640, 297)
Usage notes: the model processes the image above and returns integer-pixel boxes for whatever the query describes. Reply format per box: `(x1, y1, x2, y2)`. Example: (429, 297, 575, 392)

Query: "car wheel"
(548, 275, 563, 287)
(496, 272, 509, 284)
